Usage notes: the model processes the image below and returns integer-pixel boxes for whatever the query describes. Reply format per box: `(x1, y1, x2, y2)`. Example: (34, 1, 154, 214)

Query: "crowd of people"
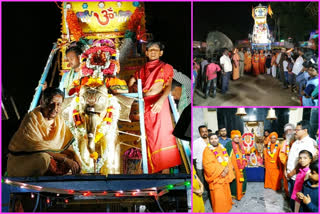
(193, 121, 318, 213)
(193, 47, 318, 106)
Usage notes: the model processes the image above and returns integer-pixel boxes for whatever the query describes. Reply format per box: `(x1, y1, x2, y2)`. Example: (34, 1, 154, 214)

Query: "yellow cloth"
(7, 106, 73, 176)
(105, 77, 128, 91)
(192, 166, 205, 213)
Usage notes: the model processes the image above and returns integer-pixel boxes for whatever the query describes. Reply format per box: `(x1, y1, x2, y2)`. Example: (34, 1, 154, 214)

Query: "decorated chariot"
(250, 4, 273, 50)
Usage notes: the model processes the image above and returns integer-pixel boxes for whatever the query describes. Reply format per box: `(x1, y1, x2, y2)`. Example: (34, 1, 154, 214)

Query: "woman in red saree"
(129, 42, 181, 173)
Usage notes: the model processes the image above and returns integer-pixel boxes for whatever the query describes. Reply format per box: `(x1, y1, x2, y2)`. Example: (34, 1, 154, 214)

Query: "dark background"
(194, 2, 317, 43)
(215, 108, 318, 139)
(1, 2, 191, 172)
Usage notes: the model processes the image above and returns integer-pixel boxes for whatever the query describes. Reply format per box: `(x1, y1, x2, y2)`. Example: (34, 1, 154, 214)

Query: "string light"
(3, 178, 191, 200)
(148, 192, 156, 196)
(83, 191, 92, 197)
(167, 184, 174, 190)
(64, 199, 69, 204)
(115, 192, 122, 197)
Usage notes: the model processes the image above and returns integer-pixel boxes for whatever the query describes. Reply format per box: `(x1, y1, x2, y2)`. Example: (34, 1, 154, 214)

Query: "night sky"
(193, 2, 315, 43)
(2, 2, 191, 119)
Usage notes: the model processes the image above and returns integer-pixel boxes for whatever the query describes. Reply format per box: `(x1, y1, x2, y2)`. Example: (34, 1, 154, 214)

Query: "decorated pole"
(28, 43, 58, 112)
(137, 79, 148, 174)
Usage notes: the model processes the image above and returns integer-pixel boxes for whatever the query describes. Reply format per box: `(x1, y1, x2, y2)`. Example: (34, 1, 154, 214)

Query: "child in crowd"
(296, 161, 318, 212)
(289, 150, 313, 212)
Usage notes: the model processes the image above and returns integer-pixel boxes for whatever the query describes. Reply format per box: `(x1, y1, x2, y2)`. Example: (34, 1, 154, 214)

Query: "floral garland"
(232, 141, 247, 182)
(67, 94, 120, 174)
(267, 141, 279, 162)
(281, 140, 290, 155)
(81, 45, 119, 76)
(232, 141, 247, 170)
(286, 143, 290, 154)
(69, 76, 104, 96)
(66, 10, 84, 41)
(92, 39, 115, 48)
(208, 144, 229, 166)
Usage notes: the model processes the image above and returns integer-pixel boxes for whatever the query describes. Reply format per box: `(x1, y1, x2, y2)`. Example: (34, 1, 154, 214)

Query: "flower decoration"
(208, 144, 229, 166)
(68, 76, 104, 96)
(81, 45, 119, 76)
(66, 9, 84, 41)
(127, 7, 145, 40)
(90, 152, 99, 160)
(67, 93, 121, 173)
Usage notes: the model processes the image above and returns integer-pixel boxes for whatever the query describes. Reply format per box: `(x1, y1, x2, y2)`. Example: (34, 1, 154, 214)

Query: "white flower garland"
(208, 143, 229, 165)
(67, 95, 120, 173)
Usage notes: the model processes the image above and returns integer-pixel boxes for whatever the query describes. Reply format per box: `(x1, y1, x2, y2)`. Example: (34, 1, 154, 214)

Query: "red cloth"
(135, 60, 181, 173)
(206, 63, 221, 80)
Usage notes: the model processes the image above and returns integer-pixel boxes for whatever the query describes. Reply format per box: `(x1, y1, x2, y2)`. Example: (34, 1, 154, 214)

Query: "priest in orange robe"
(128, 41, 181, 173)
(244, 49, 252, 73)
(226, 130, 248, 201)
(264, 132, 281, 191)
(203, 133, 235, 212)
(232, 48, 240, 80)
(252, 50, 260, 76)
(259, 50, 266, 74)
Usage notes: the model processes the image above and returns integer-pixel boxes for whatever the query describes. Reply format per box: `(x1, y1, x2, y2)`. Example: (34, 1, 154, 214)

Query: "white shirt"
(283, 61, 288, 72)
(193, 137, 207, 170)
(286, 135, 317, 180)
(220, 55, 232, 72)
(292, 56, 304, 75)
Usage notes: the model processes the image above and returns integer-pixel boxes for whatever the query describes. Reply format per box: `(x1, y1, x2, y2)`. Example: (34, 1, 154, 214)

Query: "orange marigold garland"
(66, 10, 84, 41)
